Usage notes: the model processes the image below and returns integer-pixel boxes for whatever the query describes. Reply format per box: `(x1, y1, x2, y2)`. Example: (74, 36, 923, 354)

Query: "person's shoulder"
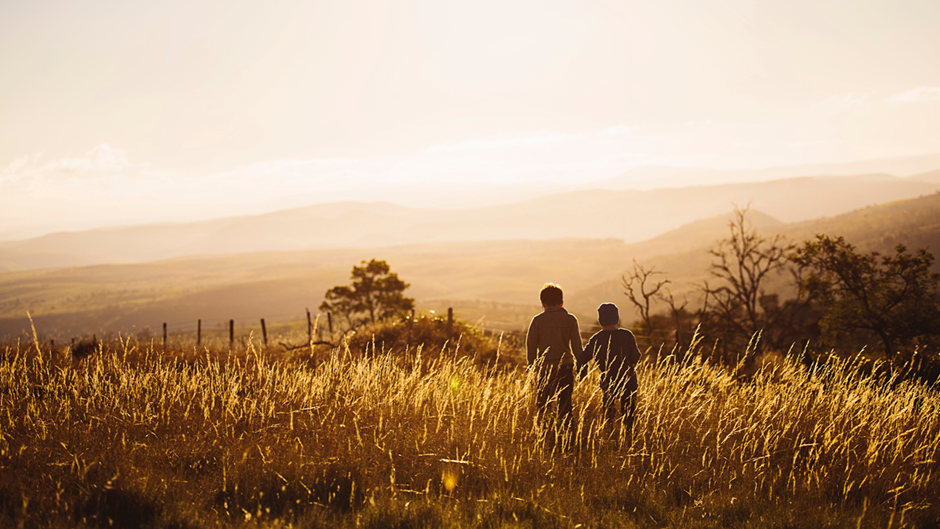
(616, 329, 641, 351)
(586, 329, 613, 346)
(528, 311, 545, 326)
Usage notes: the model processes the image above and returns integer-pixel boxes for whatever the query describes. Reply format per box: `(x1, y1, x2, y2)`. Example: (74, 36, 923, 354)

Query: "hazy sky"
(2, 0, 939, 237)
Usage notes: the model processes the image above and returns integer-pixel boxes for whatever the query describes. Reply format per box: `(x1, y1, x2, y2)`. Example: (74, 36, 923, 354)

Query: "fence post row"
(157, 306, 461, 351)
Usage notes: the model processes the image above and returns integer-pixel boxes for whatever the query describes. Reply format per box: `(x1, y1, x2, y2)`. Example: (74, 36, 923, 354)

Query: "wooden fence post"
(327, 312, 333, 335)
(229, 320, 234, 347)
(261, 318, 268, 346)
(197, 319, 201, 346)
(447, 308, 454, 338)
(306, 308, 312, 344)
(163, 322, 167, 350)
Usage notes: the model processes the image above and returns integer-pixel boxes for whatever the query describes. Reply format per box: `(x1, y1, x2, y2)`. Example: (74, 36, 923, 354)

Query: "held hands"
(577, 361, 589, 381)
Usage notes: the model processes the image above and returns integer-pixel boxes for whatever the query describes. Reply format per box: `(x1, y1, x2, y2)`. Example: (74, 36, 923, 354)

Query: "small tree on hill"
(320, 259, 415, 331)
(791, 234, 940, 355)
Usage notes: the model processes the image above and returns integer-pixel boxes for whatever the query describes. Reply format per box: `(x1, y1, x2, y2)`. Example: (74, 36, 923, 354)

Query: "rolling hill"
(3, 191, 940, 341)
(1, 172, 937, 272)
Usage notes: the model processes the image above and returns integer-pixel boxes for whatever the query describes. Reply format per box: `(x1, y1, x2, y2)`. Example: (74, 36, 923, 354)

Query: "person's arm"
(625, 330, 641, 367)
(570, 315, 584, 368)
(578, 335, 594, 380)
(525, 317, 539, 365)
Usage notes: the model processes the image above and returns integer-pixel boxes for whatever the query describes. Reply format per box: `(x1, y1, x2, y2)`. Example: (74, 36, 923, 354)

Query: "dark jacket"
(526, 306, 583, 367)
(580, 328, 641, 394)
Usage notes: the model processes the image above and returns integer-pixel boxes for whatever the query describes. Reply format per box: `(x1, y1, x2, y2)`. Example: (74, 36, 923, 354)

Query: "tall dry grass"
(0, 331, 938, 528)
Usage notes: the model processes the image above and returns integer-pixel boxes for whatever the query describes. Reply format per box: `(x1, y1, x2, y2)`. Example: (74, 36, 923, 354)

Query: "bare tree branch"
(703, 205, 794, 356)
(622, 259, 670, 332)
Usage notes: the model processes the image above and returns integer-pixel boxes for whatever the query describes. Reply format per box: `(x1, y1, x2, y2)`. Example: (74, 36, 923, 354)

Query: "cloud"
(598, 124, 641, 136)
(5, 155, 29, 173)
(0, 144, 157, 192)
(1, 145, 152, 186)
(885, 86, 940, 104)
(425, 133, 580, 153)
(811, 93, 869, 109)
(45, 144, 149, 173)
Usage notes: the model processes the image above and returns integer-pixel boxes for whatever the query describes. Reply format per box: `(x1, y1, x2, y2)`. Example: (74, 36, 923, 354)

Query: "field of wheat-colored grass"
(1, 331, 938, 528)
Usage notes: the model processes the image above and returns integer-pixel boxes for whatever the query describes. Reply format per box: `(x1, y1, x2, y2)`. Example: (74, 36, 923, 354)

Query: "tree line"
(624, 206, 940, 364)
(316, 208, 940, 376)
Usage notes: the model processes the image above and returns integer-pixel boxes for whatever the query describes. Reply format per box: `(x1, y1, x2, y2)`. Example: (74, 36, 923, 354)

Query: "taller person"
(526, 283, 584, 445)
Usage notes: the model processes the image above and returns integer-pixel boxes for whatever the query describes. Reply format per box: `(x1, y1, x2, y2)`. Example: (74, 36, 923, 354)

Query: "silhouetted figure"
(526, 283, 584, 450)
(580, 303, 640, 437)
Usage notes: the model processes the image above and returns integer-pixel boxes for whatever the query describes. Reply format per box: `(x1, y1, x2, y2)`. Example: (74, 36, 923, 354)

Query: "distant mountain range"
(601, 152, 940, 189)
(3, 189, 940, 339)
(2, 171, 938, 272)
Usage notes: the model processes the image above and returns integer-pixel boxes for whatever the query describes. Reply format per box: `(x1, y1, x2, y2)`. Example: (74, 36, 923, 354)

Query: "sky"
(1, 0, 939, 239)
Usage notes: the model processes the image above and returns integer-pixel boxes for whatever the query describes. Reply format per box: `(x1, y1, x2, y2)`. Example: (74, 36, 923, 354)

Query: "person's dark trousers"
(602, 383, 636, 437)
(536, 362, 574, 446)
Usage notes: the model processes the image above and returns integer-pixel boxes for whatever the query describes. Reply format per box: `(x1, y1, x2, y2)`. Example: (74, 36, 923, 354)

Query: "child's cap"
(597, 303, 619, 326)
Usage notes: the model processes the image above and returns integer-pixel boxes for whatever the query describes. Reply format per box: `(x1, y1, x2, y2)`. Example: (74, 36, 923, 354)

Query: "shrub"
(344, 313, 523, 367)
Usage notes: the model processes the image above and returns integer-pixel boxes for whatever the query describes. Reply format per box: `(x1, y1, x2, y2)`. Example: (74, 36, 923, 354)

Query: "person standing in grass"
(580, 302, 641, 436)
(526, 283, 584, 440)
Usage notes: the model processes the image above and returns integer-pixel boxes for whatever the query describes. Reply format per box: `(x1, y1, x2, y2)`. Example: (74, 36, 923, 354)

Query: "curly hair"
(539, 283, 563, 306)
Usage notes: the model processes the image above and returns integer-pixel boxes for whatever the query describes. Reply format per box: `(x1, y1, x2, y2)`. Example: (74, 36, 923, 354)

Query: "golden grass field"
(1, 325, 938, 528)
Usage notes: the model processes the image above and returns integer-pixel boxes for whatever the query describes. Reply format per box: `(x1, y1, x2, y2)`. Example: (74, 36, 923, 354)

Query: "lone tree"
(702, 205, 798, 358)
(319, 259, 415, 330)
(791, 234, 940, 355)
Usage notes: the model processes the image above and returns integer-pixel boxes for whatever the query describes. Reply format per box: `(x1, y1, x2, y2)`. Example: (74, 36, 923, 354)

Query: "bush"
(344, 313, 523, 367)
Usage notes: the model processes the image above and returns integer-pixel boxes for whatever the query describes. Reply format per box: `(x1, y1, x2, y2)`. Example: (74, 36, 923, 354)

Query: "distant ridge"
(604, 152, 940, 189)
(3, 192, 940, 338)
(0, 172, 938, 272)
(909, 169, 940, 186)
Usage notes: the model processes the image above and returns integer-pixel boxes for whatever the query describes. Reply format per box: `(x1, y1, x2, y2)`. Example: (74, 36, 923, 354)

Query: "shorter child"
(579, 302, 641, 435)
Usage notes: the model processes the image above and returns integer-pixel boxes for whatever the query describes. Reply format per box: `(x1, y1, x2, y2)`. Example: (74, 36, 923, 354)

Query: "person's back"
(583, 328, 640, 395)
(580, 303, 640, 435)
(526, 283, 583, 447)
(526, 306, 582, 368)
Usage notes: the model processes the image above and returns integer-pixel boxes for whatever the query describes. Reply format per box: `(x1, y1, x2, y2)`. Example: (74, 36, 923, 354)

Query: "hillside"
(1, 173, 937, 272)
(3, 192, 940, 341)
(568, 191, 940, 318)
(0, 239, 637, 339)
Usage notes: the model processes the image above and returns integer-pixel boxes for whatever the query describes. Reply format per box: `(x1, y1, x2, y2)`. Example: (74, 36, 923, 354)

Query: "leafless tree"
(703, 205, 793, 353)
(622, 259, 670, 334)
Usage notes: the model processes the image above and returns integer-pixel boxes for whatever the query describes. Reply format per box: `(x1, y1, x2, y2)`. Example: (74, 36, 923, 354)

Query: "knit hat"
(597, 303, 619, 326)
